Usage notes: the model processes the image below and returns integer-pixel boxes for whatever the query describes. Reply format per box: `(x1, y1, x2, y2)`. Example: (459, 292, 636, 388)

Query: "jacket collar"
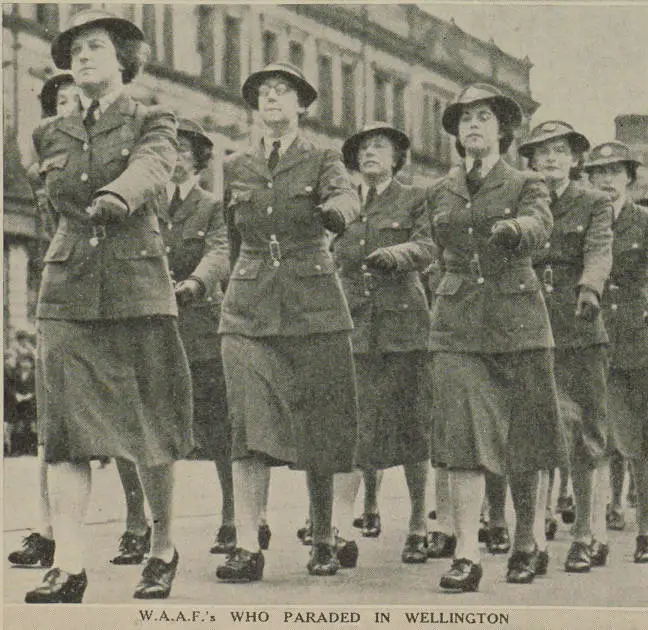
(550, 180, 581, 218)
(614, 199, 639, 235)
(445, 158, 509, 201)
(241, 134, 313, 179)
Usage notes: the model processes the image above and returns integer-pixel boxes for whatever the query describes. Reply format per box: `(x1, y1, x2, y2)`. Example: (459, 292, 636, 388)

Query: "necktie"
(267, 140, 281, 171)
(365, 186, 377, 208)
(466, 158, 483, 197)
(84, 100, 100, 131)
(168, 185, 182, 218)
(550, 190, 559, 207)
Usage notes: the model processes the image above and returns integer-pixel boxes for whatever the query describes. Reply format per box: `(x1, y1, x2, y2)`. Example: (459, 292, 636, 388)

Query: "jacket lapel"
(55, 113, 87, 142)
(444, 165, 470, 201)
(89, 95, 133, 138)
(240, 143, 272, 180)
(172, 187, 201, 225)
(272, 135, 311, 177)
(551, 181, 580, 219)
(475, 159, 507, 197)
(613, 200, 637, 235)
(367, 179, 400, 216)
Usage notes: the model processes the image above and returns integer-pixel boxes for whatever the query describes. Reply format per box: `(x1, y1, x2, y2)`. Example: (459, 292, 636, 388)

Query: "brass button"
(305, 185, 313, 193)
(504, 208, 511, 215)
(519, 283, 526, 290)
(632, 242, 639, 249)
(80, 173, 89, 182)
(401, 303, 409, 309)
(121, 148, 130, 156)
(267, 206, 273, 215)
(197, 230, 205, 237)
(207, 296, 213, 302)
(359, 239, 366, 246)
(361, 263, 368, 271)
(140, 249, 148, 256)
(273, 260, 280, 267)
(611, 303, 618, 311)
(468, 227, 474, 235)
(361, 216, 367, 223)
(576, 225, 584, 233)
(168, 222, 173, 230)
(267, 182, 273, 189)
(165, 246, 171, 253)
(314, 264, 322, 271)
(239, 269, 246, 276)
(82, 142, 89, 151)
(466, 202, 472, 209)
(364, 290, 371, 296)
(391, 222, 400, 228)
(545, 242, 551, 249)
(477, 277, 485, 285)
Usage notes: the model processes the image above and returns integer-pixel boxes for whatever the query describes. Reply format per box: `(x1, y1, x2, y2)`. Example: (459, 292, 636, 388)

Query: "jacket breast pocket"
(223, 258, 264, 316)
(494, 273, 541, 294)
(435, 273, 464, 296)
(291, 256, 340, 312)
(39, 153, 69, 175)
(44, 232, 75, 263)
(112, 232, 166, 260)
(375, 217, 413, 247)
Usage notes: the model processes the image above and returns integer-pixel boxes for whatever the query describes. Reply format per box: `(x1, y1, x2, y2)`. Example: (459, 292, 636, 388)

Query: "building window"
(422, 94, 434, 154)
(318, 55, 333, 123)
(341, 62, 356, 132)
(197, 6, 216, 81)
(70, 4, 90, 16)
(263, 31, 278, 66)
(289, 41, 304, 69)
(374, 72, 388, 122)
(433, 98, 442, 154)
(224, 16, 241, 90)
(163, 6, 173, 67)
(393, 80, 406, 131)
(142, 5, 157, 60)
(36, 4, 59, 35)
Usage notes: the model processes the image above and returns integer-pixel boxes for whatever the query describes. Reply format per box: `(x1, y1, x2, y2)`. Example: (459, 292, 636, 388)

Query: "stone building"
(3, 3, 538, 332)
(615, 114, 648, 204)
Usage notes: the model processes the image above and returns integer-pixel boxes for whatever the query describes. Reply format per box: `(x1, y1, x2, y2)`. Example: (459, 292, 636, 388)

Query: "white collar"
(79, 88, 123, 119)
(361, 178, 392, 203)
(263, 132, 297, 158)
(167, 175, 199, 202)
(612, 196, 627, 220)
(465, 153, 499, 178)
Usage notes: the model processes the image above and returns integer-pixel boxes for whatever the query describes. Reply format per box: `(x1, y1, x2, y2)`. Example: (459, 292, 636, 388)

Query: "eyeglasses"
(258, 82, 294, 98)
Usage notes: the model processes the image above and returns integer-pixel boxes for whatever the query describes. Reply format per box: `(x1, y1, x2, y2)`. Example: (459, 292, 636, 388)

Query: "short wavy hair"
(107, 31, 150, 85)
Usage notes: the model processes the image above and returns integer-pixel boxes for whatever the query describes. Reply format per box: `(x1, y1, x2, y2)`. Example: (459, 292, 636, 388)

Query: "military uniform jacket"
(334, 181, 434, 353)
(159, 185, 229, 362)
(33, 94, 178, 320)
(427, 159, 554, 353)
(532, 182, 613, 349)
(602, 200, 648, 369)
(219, 135, 360, 337)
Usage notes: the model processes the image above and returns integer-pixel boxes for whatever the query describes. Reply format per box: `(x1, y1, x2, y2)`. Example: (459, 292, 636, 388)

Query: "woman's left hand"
(86, 194, 129, 224)
(365, 248, 398, 272)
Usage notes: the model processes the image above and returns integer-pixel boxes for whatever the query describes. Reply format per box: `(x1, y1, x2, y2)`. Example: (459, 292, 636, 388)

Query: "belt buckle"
(542, 265, 554, 294)
(470, 253, 484, 285)
(89, 225, 107, 247)
(269, 235, 281, 266)
(362, 271, 373, 296)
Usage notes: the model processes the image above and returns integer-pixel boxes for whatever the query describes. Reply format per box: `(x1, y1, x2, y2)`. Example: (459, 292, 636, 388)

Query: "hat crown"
(530, 120, 574, 138)
(457, 83, 504, 104)
(358, 121, 404, 135)
(65, 8, 123, 31)
(258, 62, 308, 84)
(591, 142, 632, 161)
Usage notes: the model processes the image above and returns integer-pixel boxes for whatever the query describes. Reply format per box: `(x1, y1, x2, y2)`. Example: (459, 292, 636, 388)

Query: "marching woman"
(333, 122, 435, 565)
(585, 142, 648, 564)
(520, 121, 613, 574)
(427, 84, 567, 591)
(111, 119, 232, 565)
(216, 62, 360, 581)
(26, 9, 192, 602)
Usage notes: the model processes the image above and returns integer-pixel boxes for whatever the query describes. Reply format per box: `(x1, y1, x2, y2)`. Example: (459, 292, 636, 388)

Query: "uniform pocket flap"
(435, 273, 463, 296)
(231, 258, 262, 280)
(292, 256, 336, 277)
(113, 233, 166, 260)
(228, 189, 253, 206)
(43, 233, 75, 262)
(376, 216, 414, 230)
(494, 273, 541, 294)
(288, 181, 317, 198)
(39, 153, 69, 174)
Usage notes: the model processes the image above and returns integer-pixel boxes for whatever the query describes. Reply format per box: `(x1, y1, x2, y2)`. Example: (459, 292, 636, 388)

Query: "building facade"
(615, 114, 648, 204)
(3, 3, 539, 333)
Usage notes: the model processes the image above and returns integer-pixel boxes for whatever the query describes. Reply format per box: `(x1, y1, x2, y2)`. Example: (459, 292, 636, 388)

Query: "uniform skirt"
(431, 350, 567, 475)
(36, 317, 193, 466)
(608, 366, 648, 459)
(221, 332, 358, 475)
(553, 346, 609, 470)
(355, 351, 431, 469)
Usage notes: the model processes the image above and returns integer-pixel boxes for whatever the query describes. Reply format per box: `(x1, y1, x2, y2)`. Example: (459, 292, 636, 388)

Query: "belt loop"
(269, 234, 281, 265)
(543, 264, 554, 294)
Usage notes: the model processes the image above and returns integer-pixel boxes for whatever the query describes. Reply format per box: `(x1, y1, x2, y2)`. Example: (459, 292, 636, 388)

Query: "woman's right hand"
(86, 194, 129, 224)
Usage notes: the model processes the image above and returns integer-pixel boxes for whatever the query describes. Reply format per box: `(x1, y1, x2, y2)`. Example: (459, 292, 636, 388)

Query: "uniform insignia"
(600, 145, 613, 157)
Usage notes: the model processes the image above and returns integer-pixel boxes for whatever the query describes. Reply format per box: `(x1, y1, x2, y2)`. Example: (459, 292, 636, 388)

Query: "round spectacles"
(258, 82, 293, 98)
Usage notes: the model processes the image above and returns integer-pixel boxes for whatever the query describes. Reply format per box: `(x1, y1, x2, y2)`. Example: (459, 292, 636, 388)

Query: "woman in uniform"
(585, 142, 648, 564)
(333, 122, 435, 565)
(427, 84, 566, 591)
(519, 120, 613, 574)
(111, 119, 233, 565)
(215, 62, 360, 582)
(25, 9, 192, 603)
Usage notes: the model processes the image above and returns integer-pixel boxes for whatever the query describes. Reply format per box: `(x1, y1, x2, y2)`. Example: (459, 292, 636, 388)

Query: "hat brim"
(242, 69, 317, 110)
(442, 95, 522, 136)
(342, 127, 410, 172)
(518, 131, 590, 160)
(178, 127, 214, 149)
(40, 73, 75, 117)
(52, 18, 143, 70)
(583, 156, 643, 171)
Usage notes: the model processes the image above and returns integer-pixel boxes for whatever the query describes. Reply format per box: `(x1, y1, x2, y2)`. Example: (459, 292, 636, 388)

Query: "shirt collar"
(552, 180, 571, 200)
(263, 132, 297, 158)
(167, 175, 199, 202)
(465, 153, 499, 178)
(612, 196, 627, 220)
(80, 89, 123, 119)
(361, 178, 392, 203)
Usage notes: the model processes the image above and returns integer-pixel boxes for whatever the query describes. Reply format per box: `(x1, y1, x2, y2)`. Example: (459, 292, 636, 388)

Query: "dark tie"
(267, 140, 281, 171)
(550, 190, 559, 207)
(365, 186, 377, 208)
(84, 100, 100, 131)
(466, 158, 483, 197)
(168, 185, 182, 218)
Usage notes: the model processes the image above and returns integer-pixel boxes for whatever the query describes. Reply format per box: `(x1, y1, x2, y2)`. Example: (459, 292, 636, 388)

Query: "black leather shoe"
(606, 506, 626, 531)
(506, 548, 537, 584)
(439, 558, 483, 592)
(427, 531, 457, 559)
(545, 516, 558, 541)
(258, 524, 271, 550)
(401, 534, 428, 564)
(557, 496, 575, 524)
(362, 513, 381, 538)
(216, 548, 264, 582)
(534, 549, 549, 575)
(307, 543, 340, 576)
(8, 533, 55, 567)
(133, 549, 179, 599)
(111, 527, 151, 565)
(352, 516, 364, 529)
(335, 536, 359, 568)
(478, 515, 489, 543)
(589, 539, 609, 567)
(210, 524, 236, 554)
(486, 527, 511, 554)
(634, 535, 648, 563)
(297, 520, 313, 546)
(564, 541, 591, 573)
(428, 510, 437, 520)
(25, 568, 87, 603)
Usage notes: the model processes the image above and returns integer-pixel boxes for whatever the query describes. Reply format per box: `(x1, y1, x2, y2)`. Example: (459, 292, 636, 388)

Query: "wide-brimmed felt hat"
(242, 62, 317, 110)
(52, 9, 144, 70)
(584, 141, 643, 171)
(177, 118, 213, 149)
(442, 83, 522, 136)
(519, 120, 590, 160)
(342, 122, 410, 173)
(40, 73, 75, 117)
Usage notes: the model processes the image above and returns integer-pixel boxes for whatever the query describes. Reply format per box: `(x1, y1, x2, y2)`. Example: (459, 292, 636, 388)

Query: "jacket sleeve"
(26, 162, 57, 239)
(515, 171, 553, 255)
(383, 189, 437, 271)
(96, 105, 178, 213)
(317, 149, 360, 226)
(190, 199, 231, 295)
(580, 194, 614, 297)
(223, 158, 242, 268)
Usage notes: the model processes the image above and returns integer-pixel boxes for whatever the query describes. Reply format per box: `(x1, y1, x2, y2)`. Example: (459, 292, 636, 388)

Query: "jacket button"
(611, 303, 618, 311)
(361, 263, 368, 271)
(239, 269, 246, 275)
(197, 230, 205, 236)
(401, 303, 409, 309)
(121, 148, 130, 156)
(314, 264, 322, 271)
(207, 296, 213, 302)
(267, 206, 273, 215)
(359, 239, 366, 246)
(477, 277, 485, 285)
(467, 227, 473, 235)
(391, 222, 400, 228)
(576, 225, 584, 233)
(82, 142, 89, 151)
(504, 208, 511, 215)
(165, 246, 171, 253)
(466, 202, 471, 209)
(80, 173, 88, 182)
(170, 270, 175, 278)
(519, 283, 526, 290)
(273, 260, 280, 267)
(545, 241, 551, 249)
(361, 215, 367, 222)
(267, 182, 273, 189)
(632, 242, 639, 249)
(140, 249, 148, 256)
(168, 222, 173, 230)
(364, 290, 371, 296)
(305, 185, 313, 193)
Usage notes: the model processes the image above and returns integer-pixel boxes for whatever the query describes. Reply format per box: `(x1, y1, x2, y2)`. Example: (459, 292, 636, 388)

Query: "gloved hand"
(86, 193, 129, 224)
(365, 248, 398, 272)
(575, 287, 600, 322)
(488, 219, 521, 250)
(315, 205, 346, 234)
(174, 277, 205, 307)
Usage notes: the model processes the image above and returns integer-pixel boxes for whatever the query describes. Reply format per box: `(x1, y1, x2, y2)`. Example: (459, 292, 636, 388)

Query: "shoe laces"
(118, 530, 145, 553)
(42, 567, 62, 584)
(21, 532, 42, 548)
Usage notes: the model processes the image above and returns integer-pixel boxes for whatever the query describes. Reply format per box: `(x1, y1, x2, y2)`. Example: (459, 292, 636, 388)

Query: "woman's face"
(56, 84, 81, 117)
(257, 77, 304, 129)
(532, 138, 578, 187)
(171, 135, 197, 184)
(588, 162, 631, 203)
(70, 27, 123, 94)
(458, 102, 501, 158)
(358, 134, 396, 182)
